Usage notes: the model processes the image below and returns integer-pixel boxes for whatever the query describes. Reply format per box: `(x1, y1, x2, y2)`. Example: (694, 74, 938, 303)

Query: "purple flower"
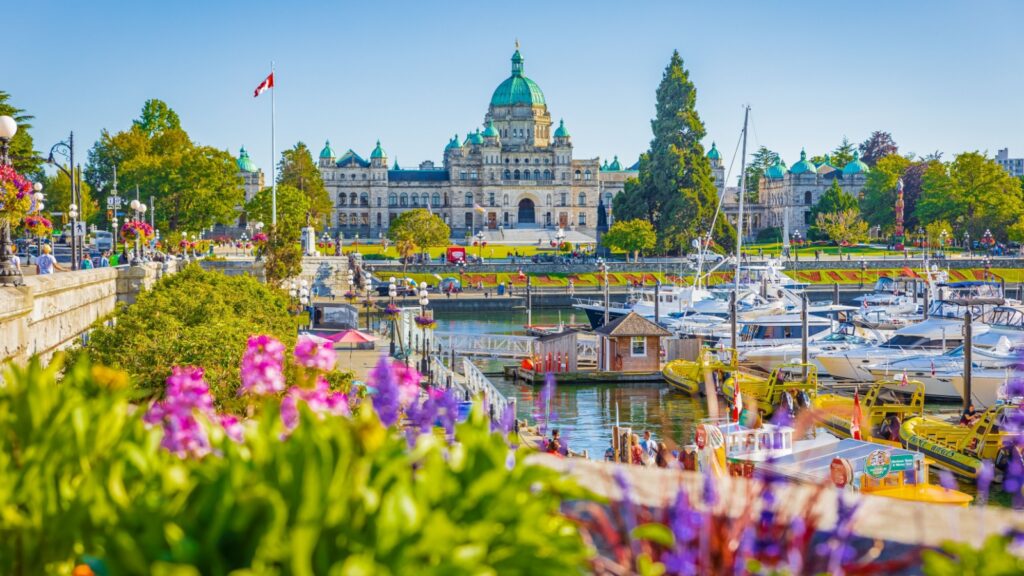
(938, 470, 958, 491)
(239, 335, 286, 396)
(491, 402, 516, 434)
(404, 395, 438, 446)
(534, 372, 556, 435)
(370, 354, 401, 427)
(220, 414, 244, 443)
(293, 335, 337, 372)
(978, 460, 995, 504)
(436, 387, 460, 439)
(827, 492, 861, 573)
(144, 366, 217, 459)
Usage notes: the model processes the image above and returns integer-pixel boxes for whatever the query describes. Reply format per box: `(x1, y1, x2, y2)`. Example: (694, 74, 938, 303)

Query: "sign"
(889, 453, 916, 472)
(106, 196, 122, 208)
(73, 221, 87, 237)
(864, 449, 892, 479)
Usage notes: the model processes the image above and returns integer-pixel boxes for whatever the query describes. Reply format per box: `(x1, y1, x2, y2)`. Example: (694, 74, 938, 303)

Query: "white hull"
(951, 370, 1020, 407)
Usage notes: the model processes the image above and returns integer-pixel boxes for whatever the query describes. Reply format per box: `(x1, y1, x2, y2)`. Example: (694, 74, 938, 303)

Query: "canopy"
(326, 329, 378, 344)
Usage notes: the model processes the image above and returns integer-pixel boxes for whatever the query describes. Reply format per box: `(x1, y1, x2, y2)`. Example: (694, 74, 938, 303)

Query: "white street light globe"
(33, 182, 42, 192)
(69, 210, 78, 219)
(37, 202, 44, 212)
(68, 203, 77, 212)
(0, 116, 17, 140)
(130, 199, 140, 211)
(139, 204, 148, 213)
(33, 192, 43, 201)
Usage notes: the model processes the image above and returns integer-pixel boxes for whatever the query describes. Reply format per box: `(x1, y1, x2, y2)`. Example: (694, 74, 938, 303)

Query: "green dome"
(842, 151, 870, 176)
(789, 149, 817, 175)
(553, 119, 569, 138)
(490, 49, 546, 107)
(609, 156, 622, 171)
(601, 160, 609, 171)
(765, 159, 787, 179)
(236, 146, 256, 173)
(465, 129, 484, 146)
(707, 142, 720, 160)
(814, 153, 833, 168)
(319, 140, 335, 159)
(445, 134, 461, 150)
(370, 140, 385, 159)
(482, 120, 499, 138)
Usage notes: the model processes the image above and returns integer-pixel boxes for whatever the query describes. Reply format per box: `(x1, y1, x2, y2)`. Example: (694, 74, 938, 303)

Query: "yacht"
(742, 323, 884, 373)
(674, 312, 836, 352)
(951, 368, 1024, 408)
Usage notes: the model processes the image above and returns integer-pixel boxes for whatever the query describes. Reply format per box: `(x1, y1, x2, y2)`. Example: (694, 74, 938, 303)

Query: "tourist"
(109, 251, 119, 266)
(639, 430, 657, 462)
(960, 404, 979, 427)
(35, 244, 65, 275)
(98, 251, 110, 268)
(8, 245, 20, 273)
(81, 254, 94, 269)
(604, 440, 615, 462)
(546, 429, 562, 455)
(654, 442, 670, 468)
(629, 433, 644, 465)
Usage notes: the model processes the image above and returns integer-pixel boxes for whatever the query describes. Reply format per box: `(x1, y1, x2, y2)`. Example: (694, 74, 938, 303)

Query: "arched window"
(464, 192, 473, 207)
(543, 169, 552, 180)
(804, 191, 813, 205)
(533, 169, 540, 180)
(574, 170, 582, 180)
(503, 194, 509, 206)
(411, 194, 419, 206)
(339, 213, 348, 225)
(360, 193, 368, 206)
(578, 192, 586, 206)
(514, 169, 521, 180)
(388, 193, 397, 207)
(524, 158, 530, 164)
(399, 193, 408, 207)
(338, 193, 347, 206)
(546, 194, 552, 206)
(431, 193, 441, 207)
(522, 170, 530, 180)
(584, 170, 592, 181)
(350, 192, 357, 205)
(350, 174, 356, 180)
(503, 169, 511, 179)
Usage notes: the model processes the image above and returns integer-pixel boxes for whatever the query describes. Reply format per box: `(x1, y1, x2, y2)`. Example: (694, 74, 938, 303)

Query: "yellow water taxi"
(720, 362, 819, 417)
(814, 380, 925, 447)
(662, 347, 738, 395)
(899, 403, 1020, 480)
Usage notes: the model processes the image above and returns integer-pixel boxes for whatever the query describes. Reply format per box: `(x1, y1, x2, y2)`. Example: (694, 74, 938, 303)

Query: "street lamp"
(475, 230, 485, 262)
(418, 281, 431, 376)
(983, 255, 992, 281)
(791, 230, 802, 262)
(964, 231, 971, 257)
(68, 203, 80, 268)
(362, 270, 373, 330)
(0, 116, 22, 285)
(940, 229, 948, 254)
(388, 277, 398, 356)
(597, 257, 609, 326)
(859, 259, 867, 288)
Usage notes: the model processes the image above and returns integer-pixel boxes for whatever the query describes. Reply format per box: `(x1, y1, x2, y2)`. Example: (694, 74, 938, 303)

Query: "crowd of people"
(602, 430, 684, 469)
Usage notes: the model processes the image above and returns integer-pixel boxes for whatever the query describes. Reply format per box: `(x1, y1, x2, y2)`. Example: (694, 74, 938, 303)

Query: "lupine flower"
(404, 395, 438, 446)
(220, 414, 244, 443)
(977, 460, 995, 505)
(370, 354, 400, 427)
(280, 377, 350, 433)
(392, 361, 424, 406)
(293, 335, 337, 372)
(144, 366, 217, 459)
(662, 489, 700, 575)
(239, 335, 286, 396)
(535, 372, 556, 435)
(492, 403, 516, 434)
(436, 387, 460, 439)
(612, 468, 639, 557)
(826, 492, 861, 573)
(938, 470, 958, 491)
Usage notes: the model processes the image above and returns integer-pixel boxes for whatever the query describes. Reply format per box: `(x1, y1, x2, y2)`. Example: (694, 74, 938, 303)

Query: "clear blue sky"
(7, 0, 1024, 181)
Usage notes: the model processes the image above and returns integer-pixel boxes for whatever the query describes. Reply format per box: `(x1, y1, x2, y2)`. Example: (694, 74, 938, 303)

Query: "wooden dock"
(505, 365, 665, 385)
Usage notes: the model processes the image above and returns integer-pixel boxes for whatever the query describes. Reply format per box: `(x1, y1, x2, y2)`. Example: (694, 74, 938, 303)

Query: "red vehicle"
(446, 246, 466, 263)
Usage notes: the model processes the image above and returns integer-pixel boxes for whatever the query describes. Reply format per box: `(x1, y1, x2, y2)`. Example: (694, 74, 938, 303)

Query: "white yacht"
(951, 368, 1024, 408)
(742, 323, 884, 373)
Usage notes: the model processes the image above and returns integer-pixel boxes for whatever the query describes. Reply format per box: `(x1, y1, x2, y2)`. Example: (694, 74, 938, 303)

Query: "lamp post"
(983, 255, 991, 281)
(129, 199, 147, 265)
(388, 277, 397, 356)
(363, 270, 372, 331)
(792, 230, 801, 262)
(940, 230, 948, 256)
(31, 183, 45, 260)
(68, 202, 80, 269)
(597, 257, 609, 326)
(419, 281, 431, 377)
(475, 230, 485, 262)
(0, 116, 23, 285)
(964, 231, 971, 258)
(859, 259, 867, 288)
(983, 228, 994, 253)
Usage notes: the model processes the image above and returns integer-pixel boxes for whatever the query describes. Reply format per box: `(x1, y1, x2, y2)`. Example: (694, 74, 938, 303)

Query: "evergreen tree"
(832, 137, 856, 168)
(611, 51, 734, 253)
(858, 131, 899, 166)
(807, 180, 858, 240)
(743, 146, 779, 202)
(278, 142, 332, 229)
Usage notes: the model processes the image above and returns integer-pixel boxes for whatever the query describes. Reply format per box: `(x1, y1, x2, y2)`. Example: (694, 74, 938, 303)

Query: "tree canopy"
(42, 166, 96, 226)
(602, 219, 656, 262)
(858, 131, 899, 167)
(916, 151, 1024, 240)
(744, 146, 779, 201)
(0, 91, 42, 176)
(246, 184, 310, 237)
(859, 154, 921, 232)
(807, 180, 858, 240)
(611, 51, 734, 254)
(814, 209, 868, 256)
(387, 208, 450, 251)
(831, 137, 856, 169)
(278, 142, 331, 229)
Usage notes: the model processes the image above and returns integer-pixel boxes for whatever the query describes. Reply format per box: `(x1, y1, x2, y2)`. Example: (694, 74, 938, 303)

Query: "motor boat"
(865, 341, 1015, 401)
(951, 368, 1024, 408)
(676, 312, 837, 353)
(742, 322, 885, 373)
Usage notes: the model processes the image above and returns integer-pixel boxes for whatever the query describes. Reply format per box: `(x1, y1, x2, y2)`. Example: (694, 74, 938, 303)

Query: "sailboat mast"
(734, 105, 750, 291)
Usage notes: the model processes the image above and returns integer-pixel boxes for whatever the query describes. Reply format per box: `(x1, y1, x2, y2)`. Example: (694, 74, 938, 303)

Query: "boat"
(741, 322, 884, 372)
(898, 403, 1022, 480)
(720, 362, 819, 418)
(865, 340, 1017, 401)
(814, 379, 925, 446)
(662, 348, 738, 395)
(951, 367, 1024, 408)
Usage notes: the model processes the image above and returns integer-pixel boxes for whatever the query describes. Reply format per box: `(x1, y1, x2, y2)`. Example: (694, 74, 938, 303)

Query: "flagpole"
(271, 60, 277, 227)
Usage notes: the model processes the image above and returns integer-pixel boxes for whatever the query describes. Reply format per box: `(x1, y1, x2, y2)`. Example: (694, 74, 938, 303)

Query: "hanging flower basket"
(414, 315, 436, 329)
(343, 291, 356, 301)
(22, 214, 53, 238)
(120, 220, 154, 243)
(252, 232, 268, 244)
(383, 302, 401, 319)
(0, 165, 32, 225)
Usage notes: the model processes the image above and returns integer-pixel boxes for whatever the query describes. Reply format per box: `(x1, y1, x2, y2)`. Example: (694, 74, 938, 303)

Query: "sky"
(6, 0, 1024, 182)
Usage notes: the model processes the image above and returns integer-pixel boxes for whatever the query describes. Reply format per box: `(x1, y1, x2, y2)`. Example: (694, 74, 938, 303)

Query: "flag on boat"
(900, 371, 910, 386)
(253, 72, 274, 97)
(732, 385, 742, 423)
(851, 391, 863, 440)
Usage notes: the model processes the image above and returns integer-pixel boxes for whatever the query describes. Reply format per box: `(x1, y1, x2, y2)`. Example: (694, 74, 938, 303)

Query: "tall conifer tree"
(612, 51, 734, 253)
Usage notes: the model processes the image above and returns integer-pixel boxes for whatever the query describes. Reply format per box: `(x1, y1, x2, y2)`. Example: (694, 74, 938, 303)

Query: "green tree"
(0, 91, 42, 176)
(807, 180, 858, 240)
(858, 131, 899, 166)
(42, 166, 97, 226)
(602, 218, 657, 262)
(916, 152, 1024, 240)
(612, 51, 734, 253)
(743, 146, 779, 202)
(246, 184, 310, 237)
(924, 220, 953, 249)
(278, 142, 332, 229)
(832, 137, 856, 169)
(132, 99, 181, 137)
(388, 208, 450, 272)
(85, 126, 152, 215)
(815, 209, 868, 256)
(263, 224, 304, 287)
(860, 153, 912, 231)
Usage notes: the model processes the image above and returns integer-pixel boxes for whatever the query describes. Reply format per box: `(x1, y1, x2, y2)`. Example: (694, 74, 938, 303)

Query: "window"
(504, 169, 511, 179)
(524, 158, 530, 164)
(338, 193, 347, 206)
(464, 212, 473, 227)
(505, 157, 510, 164)
(546, 194, 552, 206)
(351, 174, 356, 180)
(562, 172, 568, 181)
(522, 169, 530, 180)
(488, 192, 495, 205)
(470, 170, 478, 180)
(464, 192, 473, 207)
(560, 192, 567, 206)
(804, 191, 812, 205)
(574, 170, 581, 180)
(411, 194, 419, 207)
(362, 173, 367, 180)
(533, 169, 540, 180)
(544, 169, 552, 180)
(432, 192, 441, 207)
(584, 170, 592, 181)
(444, 192, 449, 206)
(460, 171, 467, 180)
(338, 213, 348, 226)
(630, 336, 647, 357)
(377, 213, 382, 226)
(377, 197, 382, 207)
(578, 212, 586, 226)
(389, 193, 397, 207)
(350, 193, 357, 205)
(361, 193, 369, 207)
(503, 194, 509, 206)
(514, 169, 521, 180)
(578, 192, 586, 206)
(399, 193, 408, 207)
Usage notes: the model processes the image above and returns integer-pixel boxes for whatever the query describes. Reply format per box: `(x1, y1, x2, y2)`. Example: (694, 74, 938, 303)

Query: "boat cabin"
(595, 311, 672, 372)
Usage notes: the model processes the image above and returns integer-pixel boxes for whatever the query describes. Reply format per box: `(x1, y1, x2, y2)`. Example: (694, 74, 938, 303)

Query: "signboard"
(889, 453, 916, 472)
(864, 449, 892, 479)
(106, 196, 123, 208)
(73, 221, 87, 237)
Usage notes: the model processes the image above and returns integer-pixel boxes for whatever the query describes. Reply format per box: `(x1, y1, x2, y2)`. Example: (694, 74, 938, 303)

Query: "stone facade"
(235, 146, 265, 226)
(314, 47, 635, 238)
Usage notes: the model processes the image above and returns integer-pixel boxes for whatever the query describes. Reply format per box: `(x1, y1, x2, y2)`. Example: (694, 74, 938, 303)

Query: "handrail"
(462, 357, 515, 416)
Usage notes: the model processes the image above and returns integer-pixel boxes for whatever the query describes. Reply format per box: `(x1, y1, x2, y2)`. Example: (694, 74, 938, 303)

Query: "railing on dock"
(433, 331, 598, 362)
(431, 356, 468, 396)
(462, 357, 517, 418)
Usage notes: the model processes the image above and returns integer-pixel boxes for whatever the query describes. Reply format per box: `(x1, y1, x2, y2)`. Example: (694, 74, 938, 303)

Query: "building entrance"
(517, 198, 536, 224)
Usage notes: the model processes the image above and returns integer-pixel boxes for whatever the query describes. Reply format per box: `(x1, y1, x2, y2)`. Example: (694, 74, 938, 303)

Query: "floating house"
(595, 312, 672, 372)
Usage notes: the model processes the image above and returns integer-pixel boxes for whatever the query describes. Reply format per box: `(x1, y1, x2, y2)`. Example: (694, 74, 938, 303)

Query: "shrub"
(755, 227, 782, 243)
(82, 264, 298, 412)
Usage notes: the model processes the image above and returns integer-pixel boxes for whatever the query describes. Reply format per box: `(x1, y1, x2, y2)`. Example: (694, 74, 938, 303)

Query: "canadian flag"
(900, 371, 910, 386)
(851, 391, 863, 440)
(254, 72, 274, 97)
(732, 385, 743, 423)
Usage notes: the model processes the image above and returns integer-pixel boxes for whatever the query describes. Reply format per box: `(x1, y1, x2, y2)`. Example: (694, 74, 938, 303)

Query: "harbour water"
(433, 308, 1009, 506)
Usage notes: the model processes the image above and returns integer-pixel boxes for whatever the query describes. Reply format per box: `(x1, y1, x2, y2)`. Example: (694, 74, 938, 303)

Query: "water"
(434, 308, 1013, 507)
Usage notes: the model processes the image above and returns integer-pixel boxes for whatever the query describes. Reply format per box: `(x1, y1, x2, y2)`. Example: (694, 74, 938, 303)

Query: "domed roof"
(482, 120, 499, 138)
(445, 134, 461, 150)
(553, 119, 569, 138)
(370, 140, 386, 159)
(319, 140, 335, 159)
(237, 146, 256, 173)
(815, 153, 833, 168)
(465, 129, 484, 146)
(490, 49, 546, 107)
(707, 142, 720, 160)
(789, 149, 817, 175)
(842, 151, 870, 176)
(765, 159, 787, 179)
(609, 156, 622, 171)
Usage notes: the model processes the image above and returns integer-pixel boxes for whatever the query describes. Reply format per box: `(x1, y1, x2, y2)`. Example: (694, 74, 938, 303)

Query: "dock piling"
(963, 310, 973, 411)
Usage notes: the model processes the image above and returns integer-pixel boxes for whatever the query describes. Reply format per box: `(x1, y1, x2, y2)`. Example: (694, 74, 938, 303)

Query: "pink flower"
(144, 366, 217, 459)
(239, 335, 286, 396)
(219, 414, 245, 443)
(293, 335, 337, 372)
(280, 377, 349, 433)
(392, 361, 423, 407)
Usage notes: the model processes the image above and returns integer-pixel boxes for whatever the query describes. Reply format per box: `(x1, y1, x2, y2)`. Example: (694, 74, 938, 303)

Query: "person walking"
(35, 244, 65, 275)
(98, 251, 110, 268)
(629, 433, 644, 465)
(80, 254, 94, 269)
(639, 430, 657, 463)
(8, 245, 20, 273)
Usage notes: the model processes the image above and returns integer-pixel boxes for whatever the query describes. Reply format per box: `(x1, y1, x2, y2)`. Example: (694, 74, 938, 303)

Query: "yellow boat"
(662, 348, 738, 395)
(899, 403, 1019, 480)
(814, 380, 925, 447)
(721, 362, 818, 417)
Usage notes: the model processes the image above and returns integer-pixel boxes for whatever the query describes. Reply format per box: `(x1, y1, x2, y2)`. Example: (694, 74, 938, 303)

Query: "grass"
(324, 243, 597, 259)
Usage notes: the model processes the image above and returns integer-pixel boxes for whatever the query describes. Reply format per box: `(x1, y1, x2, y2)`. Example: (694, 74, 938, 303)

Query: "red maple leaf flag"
(254, 73, 274, 97)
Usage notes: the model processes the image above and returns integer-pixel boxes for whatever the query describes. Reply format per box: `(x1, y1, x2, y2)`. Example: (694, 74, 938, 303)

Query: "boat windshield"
(881, 335, 941, 349)
(981, 307, 1024, 328)
(821, 332, 867, 344)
